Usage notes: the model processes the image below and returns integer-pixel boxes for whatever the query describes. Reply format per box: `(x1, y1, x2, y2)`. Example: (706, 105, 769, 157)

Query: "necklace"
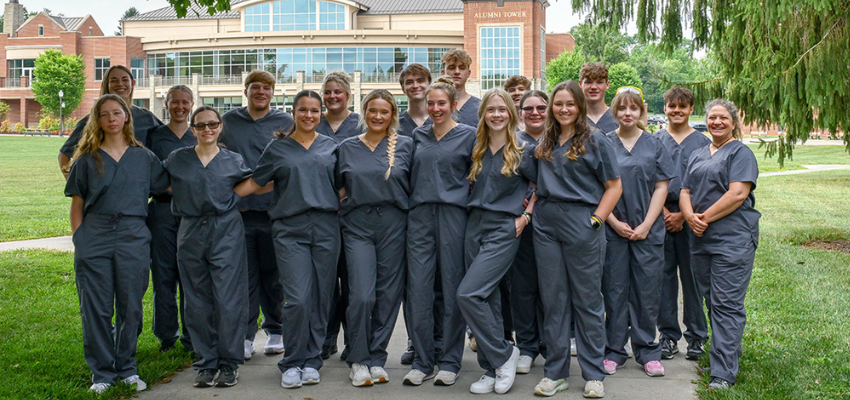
(361, 134, 382, 150)
(710, 136, 734, 151)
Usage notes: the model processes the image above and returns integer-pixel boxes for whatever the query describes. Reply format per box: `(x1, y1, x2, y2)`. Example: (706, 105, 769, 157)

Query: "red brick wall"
(16, 13, 63, 37)
(463, 0, 545, 79)
(546, 33, 575, 63)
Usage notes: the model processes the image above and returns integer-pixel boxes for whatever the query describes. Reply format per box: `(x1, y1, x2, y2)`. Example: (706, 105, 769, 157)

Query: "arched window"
(245, 0, 346, 32)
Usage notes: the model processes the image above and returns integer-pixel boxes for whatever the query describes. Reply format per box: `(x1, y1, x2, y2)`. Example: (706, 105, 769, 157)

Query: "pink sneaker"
(644, 360, 665, 377)
(603, 359, 620, 375)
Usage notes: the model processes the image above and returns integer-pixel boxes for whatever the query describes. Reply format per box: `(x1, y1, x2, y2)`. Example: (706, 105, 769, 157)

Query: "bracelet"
(522, 211, 532, 223)
(590, 214, 603, 230)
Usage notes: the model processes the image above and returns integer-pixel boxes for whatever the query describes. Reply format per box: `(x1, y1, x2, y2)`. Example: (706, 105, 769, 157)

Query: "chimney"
(4, 0, 26, 37)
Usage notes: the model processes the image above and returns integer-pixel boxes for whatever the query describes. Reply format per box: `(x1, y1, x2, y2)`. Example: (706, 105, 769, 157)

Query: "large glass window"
(245, 2, 270, 32)
(130, 58, 145, 81)
(319, 1, 345, 30)
(8, 59, 34, 87)
(203, 97, 244, 114)
(245, 0, 345, 31)
(479, 26, 521, 90)
(95, 58, 111, 81)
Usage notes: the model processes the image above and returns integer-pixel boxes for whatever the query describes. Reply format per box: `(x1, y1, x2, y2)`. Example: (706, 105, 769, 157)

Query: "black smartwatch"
(590, 214, 603, 230)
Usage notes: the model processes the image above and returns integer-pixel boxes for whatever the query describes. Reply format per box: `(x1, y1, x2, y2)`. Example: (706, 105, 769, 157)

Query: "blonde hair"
(536, 81, 594, 162)
(441, 49, 472, 69)
(469, 89, 524, 180)
(705, 99, 743, 140)
(244, 70, 276, 90)
(322, 71, 352, 108)
(611, 90, 648, 130)
(360, 89, 400, 179)
(166, 84, 194, 103)
(425, 75, 459, 123)
(69, 94, 140, 175)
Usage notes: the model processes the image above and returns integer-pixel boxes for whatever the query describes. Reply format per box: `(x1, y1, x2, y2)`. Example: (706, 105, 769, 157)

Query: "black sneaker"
(159, 340, 176, 352)
(193, 369, 217, 388)
(400, 345, 414, 365)
(321, 344, 338, 360)
(215, 364, 238, 387)
(686, 341, 704, 360)
(708, 377, 733, 390)
(661, 338, 678, 359)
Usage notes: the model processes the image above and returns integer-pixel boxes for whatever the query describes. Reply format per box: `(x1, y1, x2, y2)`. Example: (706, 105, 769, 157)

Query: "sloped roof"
(125, 0, 463, 21)
(57, 16, 85, 30)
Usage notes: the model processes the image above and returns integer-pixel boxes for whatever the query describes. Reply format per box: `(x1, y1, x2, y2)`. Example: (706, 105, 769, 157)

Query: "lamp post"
(58, 89, 64, 136)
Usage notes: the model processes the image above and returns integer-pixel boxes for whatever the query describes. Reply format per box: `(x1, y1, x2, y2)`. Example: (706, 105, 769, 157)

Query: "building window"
(479, 26, 521, 90)
(94, 58, 111, 81)
(245, 0, 345, 32)
(8, 59, 35, 86)
(130, 58, 145, 82)
(203, 97, 244, 114)
(38, 26, 44, 36)
(89, 27, 92, 36)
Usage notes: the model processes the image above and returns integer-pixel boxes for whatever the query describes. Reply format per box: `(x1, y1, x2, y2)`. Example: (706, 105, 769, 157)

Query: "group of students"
(60, 50, 760, 398)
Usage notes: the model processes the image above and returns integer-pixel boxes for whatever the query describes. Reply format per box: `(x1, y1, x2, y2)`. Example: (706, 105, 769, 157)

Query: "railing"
(200, 75, 244, 85)
(2, 78, 23, 88)
(140, 72, 443, 87)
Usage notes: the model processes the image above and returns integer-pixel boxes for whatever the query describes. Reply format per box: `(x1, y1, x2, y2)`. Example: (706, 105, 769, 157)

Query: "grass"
(0, 250, 194, 400)
(696, 169, 850, 399)
(748, 144, 850, 173)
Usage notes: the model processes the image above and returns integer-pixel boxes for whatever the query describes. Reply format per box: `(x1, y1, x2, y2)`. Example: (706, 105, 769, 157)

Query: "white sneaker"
(583, 380, 605, 398)
(516, 355, 534, 374)
(302, 367, 320, 385)
(469, 336, 478, 352)
(570, 338, 577, 356)
(280, 367, 302, 389)
(244, 340, 255, 360)
(121, 375, 147, 391)
(434, 370, 458, 386)
(403, 368, 437, 386)
(88, 382, 111, 394)
(370, 366, 389, 383)
(470, 375, 495, 394)
(534, 377, 569, 397)
(494, 346, 519, 394)
(264, 334, 285, 354)
(350, 363, 373, 387)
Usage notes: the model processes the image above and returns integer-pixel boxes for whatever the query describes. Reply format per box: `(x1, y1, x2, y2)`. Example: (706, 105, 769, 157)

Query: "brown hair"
(425, 76, 459, 121)
(244, 70, 276, 90)
(611, 90, 648, 131)
(469, 89, 524, 180)
(705, 99, 743, 140)
(69, 94, 140, 175)
(441, 49, 472, 69)
(360, 89, 400, 179)
(277, 90, 323, 138)
(166, 84, 194, 103)
(190, 105, 222, 126)
(398, 63, 432, 90)
(504, 75, 531, 91)
(99, 65, 135, 100)
(519, 90, 549, 109)
(535, 81, 594, 161)
(663, 86, 695, 107)
(579, 62, 609, 83)
(322, 71, 352, 107)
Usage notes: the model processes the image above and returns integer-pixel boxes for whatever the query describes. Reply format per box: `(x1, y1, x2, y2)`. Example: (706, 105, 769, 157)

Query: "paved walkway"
(761, 164, 850, 177)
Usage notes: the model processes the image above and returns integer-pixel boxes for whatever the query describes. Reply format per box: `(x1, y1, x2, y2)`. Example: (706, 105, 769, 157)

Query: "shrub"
(0, 120, 10, 133)
(38, 115, 61, 131)
(13, 122, 25, 132)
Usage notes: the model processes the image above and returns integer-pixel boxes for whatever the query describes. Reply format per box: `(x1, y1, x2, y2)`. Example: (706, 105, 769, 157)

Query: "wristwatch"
(590, 214, 603, 230)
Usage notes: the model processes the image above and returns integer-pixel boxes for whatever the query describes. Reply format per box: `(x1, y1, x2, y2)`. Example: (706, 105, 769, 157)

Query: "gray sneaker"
(193, 369, 217, 388)
(214, 364, 238, 387)
(302, 367, 320, 385)
(121, 375, 147, 391)
(434, 370, 458, 386)
(403, 368, 437, 386)
(280, 367, 302, 389)
(264, 334, 285, 354)
(583, 380, 605, 398)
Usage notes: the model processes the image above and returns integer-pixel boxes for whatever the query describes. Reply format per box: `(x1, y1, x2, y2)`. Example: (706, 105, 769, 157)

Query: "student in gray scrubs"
(680, 99, 759, 390)
(318, 72, 360, 361)
(601, 88, 674, 378)
(219, 71, 291, 359)
(510, 90, 548, 374)
(441, 49, 481, 128)
(249, 90, 340, 389)
(531, 81, 622, 399)
(458, 89, 537, 395)
(656, 87, 710, 361)
(59, 65, 163, 179)
(164, 106, 259, 388)
(145, 85, 197, 353)
(65, 94, 169, 394)
(403, 76, 476, 387)
(337, 89, 413, 387)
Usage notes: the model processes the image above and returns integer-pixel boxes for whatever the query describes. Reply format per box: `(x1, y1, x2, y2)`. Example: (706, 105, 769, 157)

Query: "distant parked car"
(690, 122, 708, 132)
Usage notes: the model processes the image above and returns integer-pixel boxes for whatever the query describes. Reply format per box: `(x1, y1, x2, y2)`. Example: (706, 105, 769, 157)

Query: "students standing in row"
(219, 71, 290, 360)
(602, 88, 673, 378)
(442, 49, 481, 128)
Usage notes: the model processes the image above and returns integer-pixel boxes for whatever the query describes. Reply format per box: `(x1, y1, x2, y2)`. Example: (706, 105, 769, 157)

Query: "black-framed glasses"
(521, 105, 547, 113)
(192, 122, 221, 130)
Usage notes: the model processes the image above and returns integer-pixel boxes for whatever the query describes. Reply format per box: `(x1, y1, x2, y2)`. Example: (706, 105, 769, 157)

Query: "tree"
(569, 22, 629, 66)
(606, 63, 642, 104)
(31, 49, 85, 121)
(115, 7, 139, 36)
(573, 0, 850, 162)
(544, 47, 586, 91)
(165, 0, 232, 18)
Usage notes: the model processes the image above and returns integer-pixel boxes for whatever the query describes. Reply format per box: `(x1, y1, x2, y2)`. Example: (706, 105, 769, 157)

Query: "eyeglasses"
(616, 86, 644, 102)
(521, 105, 547, 114)
(192, 122, 221, 130)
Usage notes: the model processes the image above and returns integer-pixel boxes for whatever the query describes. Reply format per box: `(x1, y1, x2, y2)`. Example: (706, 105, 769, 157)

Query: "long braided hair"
(359, 89, 400, 179)
(535, 80, 594, 161)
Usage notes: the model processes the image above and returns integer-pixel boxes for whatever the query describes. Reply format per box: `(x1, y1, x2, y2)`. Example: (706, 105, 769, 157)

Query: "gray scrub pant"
(273, 211, 340, 371)
(458, 209, 521, 375)
(692, 243, 756, 384)
(533, 200, 606, 381)
(241, 211, 284, 341)
(177, 210, 249, 370)
(147, 199, 192, 350)
(509, 221, 544, 358)
(73, 214, 150, 384)
(342, 205, 406, 367)
(602, 238, 664, 365)
(407, 203, 467, 374)
(325, 238, 350, 349)
(658, 228, 708, 345)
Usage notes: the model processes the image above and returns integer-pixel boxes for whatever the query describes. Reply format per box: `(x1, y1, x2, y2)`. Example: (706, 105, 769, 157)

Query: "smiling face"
(322, 81, 349, 114)
(551, 89, 579, 129)
(98, 99, 129, 136)
(107, 69, 134, 104)
(427, 89, 456, 125)
(293, 96, 322, 133)
(443, 62, 471, 89)
(706, 105, 734, 142)
(403, 73, 430, 102)
(483, 94, 510, 133)
(506, 84, 527, 108)
(521, 96, 547, 133)
(364, 97, 393, 134)
(664, 100, 694, 126)
(245, 81, 273, 112)
(191, 110, 222, 145)
(615, 98, 642, 130)
(167, 90, 193, 124)
(580, 77, 609, 104)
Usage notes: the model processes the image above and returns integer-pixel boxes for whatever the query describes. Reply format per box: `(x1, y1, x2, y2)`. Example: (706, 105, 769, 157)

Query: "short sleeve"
(64, 156, 88, 198)
(655, 141, 676, 182)
(59, 116, 89, 157)
(593, 133, 620, 183)
(251, 140, 277, 186)
(519, 144, 538, 183)
(729, 145, 758, 190)
(148, 150, 170, 196)
(233, 152, 253, 182)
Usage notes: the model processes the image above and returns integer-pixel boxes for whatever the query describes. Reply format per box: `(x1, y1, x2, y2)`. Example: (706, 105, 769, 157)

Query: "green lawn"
(0, 250, 193, 400)
(748, 144, 850, 173)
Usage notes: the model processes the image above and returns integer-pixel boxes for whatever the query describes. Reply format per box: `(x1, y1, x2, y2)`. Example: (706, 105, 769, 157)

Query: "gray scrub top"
(60, 107, 164, 158)
(336, 134, 414, 215)
(518, 130, 543, 145)
(252, 134, 339, 219)
(64, 146, 169, 217)
(219, 106, 294, 211)
(467, 142, 537, 216)
(518, 131, 543, 199)
(398, 110, 433, 137)
(318, 112, 361, 143)
(457, 96, 482, 127)
(605, 131, 675, 244)
(409, 123, 477, 209)
(146, 125, 197, 202)
(588, 109, 618, 135)
(658, 129, 711, 212)
(536, 131, 620, 206)
(682, 140, 760, 251)
(163, 147, 252, 217)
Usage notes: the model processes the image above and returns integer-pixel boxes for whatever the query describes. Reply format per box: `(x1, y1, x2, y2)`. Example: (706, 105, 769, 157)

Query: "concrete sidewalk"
(0, 236, 74, 252)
